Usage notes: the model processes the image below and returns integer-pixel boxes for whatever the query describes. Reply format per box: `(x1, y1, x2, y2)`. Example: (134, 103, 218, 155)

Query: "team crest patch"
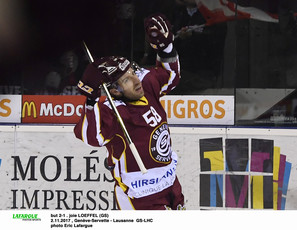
(149, 122, 172, 163)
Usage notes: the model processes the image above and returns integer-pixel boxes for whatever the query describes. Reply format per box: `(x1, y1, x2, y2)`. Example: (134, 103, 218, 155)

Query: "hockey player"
(74, 13, 185, 210)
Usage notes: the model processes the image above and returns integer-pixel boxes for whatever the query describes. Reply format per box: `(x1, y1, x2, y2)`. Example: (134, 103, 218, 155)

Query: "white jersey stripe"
(82, 113, 90, 146)
(103, 99, 126, 110)
(136, 69, 150, 82)
(94, 103, 105, 146)
(115, 185, 135, 210)
(160, 65, 176, 94)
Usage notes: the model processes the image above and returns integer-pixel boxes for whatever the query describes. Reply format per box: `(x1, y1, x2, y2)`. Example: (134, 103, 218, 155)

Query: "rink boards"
(0, 125, 296, 210)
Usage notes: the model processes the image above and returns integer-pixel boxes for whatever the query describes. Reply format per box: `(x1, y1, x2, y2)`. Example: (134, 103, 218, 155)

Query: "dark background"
(1, 0, 297, 95)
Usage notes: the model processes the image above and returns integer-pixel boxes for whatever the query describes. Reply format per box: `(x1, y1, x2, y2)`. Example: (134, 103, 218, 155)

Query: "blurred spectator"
(58, 50, 80, 93)
(172, 0, 227, 94)
(174, 0, 205, 39)
(42, 71, 61, 95)
(22, 49, 83, 95)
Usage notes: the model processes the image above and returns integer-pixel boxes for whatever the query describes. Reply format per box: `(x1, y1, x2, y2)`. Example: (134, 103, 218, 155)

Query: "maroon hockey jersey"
(74, 57, 180, 198)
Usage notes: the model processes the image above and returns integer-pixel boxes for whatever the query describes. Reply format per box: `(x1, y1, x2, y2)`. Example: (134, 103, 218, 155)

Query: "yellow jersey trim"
(128, 96, 148, 106)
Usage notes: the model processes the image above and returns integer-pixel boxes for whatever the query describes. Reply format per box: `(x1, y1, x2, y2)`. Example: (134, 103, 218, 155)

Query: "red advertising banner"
(22, 95, 86, 124)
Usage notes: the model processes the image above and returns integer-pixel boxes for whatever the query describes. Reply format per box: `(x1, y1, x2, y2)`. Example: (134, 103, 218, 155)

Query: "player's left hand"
(144, 13, 174, 51)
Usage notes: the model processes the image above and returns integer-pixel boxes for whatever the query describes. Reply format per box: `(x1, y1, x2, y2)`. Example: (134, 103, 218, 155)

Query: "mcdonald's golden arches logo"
(22, 101, 37, 118)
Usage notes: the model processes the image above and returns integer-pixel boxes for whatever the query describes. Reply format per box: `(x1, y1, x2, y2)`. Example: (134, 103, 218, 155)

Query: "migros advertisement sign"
(22, 95, 86, 123)
(161, 95, 234, 125)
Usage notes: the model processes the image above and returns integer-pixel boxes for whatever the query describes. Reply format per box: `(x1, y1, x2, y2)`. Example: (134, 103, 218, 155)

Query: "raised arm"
(144, 13, 181, 96)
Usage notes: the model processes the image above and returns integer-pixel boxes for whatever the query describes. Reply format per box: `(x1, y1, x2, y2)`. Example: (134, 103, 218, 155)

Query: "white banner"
(160, 95, 234, 125)
(1, 125, 296, 211)
(0, 95, 21, 123)
(0, 125, 115, 210)
(1, 209, 295, 230)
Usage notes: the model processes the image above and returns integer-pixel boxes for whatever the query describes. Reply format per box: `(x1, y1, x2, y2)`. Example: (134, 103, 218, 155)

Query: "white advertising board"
(161, 95, 234, 125)
(0, 95, 21, 123)
(0, 125, 115, 210)
(0, 125, 296, 211)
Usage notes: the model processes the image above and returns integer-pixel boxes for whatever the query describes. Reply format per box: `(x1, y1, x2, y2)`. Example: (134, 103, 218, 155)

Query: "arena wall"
(0, 125, 296, 210)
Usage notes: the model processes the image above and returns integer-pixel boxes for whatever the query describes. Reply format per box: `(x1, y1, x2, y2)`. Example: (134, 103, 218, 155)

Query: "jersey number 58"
(142, 106, 162, 127)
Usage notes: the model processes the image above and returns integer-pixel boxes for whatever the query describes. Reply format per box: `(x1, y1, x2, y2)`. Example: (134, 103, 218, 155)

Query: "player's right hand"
(144, 13, 174, 51)
(77, 60, 108, 99)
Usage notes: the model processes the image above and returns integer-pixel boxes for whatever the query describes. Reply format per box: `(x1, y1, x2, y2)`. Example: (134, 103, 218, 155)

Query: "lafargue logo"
(149, 122, 172, 164)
